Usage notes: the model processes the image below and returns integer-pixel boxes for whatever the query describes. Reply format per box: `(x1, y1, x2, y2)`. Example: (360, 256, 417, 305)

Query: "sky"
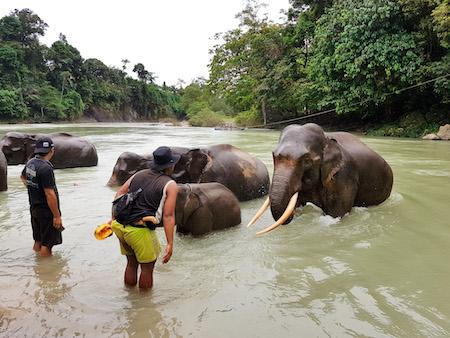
(0, 0, 290, 86)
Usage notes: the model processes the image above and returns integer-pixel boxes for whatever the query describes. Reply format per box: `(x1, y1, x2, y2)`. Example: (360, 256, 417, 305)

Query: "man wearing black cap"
(111, 146, 179, 289)
(21, 136, 63, 257)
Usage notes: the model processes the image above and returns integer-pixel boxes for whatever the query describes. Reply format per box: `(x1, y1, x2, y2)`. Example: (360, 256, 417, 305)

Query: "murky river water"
(0, 123, 449, 337)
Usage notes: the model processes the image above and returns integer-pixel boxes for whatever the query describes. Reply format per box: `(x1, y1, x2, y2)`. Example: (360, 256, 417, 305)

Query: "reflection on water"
(1, 123, 450, 337)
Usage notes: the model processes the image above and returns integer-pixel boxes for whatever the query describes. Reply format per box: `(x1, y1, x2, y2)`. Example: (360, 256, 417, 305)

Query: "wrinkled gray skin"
(0, 151, 7, 191)
(108, 144, 269, 201)
(270, 123, 393, 222)
(0, 132, 98, 169)
(175, 183, 241, 236)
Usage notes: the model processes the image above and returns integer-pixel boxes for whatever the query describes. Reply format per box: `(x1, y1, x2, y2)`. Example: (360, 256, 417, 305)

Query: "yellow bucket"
(94, 223, 113, 240)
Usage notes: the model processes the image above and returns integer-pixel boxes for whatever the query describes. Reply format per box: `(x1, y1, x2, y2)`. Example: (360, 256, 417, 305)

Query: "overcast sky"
(0, 0, 290, 86)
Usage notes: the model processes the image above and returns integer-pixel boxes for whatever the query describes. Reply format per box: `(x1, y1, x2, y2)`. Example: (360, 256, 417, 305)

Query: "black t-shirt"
(22, 157, 60, 211)
(126, 169, 173, 224)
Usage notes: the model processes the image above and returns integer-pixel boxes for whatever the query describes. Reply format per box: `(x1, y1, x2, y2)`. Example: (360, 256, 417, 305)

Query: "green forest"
(0, 1, 449, 137)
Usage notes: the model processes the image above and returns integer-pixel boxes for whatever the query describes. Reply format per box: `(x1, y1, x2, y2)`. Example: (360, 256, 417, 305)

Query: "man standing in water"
(21, 136, 63, 257)
(111, 146, 178, 289)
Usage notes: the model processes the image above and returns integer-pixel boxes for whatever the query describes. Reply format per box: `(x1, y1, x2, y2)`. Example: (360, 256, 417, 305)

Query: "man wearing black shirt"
(21, 136, 63, 257)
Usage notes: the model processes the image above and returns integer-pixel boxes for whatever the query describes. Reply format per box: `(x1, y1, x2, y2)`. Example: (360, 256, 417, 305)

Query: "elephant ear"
(25, 135, 37, 160)
(182, 191, 202, 226)
(321, 137, 343, 187)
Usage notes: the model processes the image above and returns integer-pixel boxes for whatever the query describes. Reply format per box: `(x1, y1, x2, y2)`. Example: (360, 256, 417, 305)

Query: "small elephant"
(0, 132, 98, 169)
(0, 151, 7, 191)
(108, 144, 269, 201)
(175, 183, 241, 236)
(250, 123, 393, 234)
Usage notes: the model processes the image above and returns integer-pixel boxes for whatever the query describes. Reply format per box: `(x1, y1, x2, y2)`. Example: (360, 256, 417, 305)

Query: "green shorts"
(111, 220, 161, 263)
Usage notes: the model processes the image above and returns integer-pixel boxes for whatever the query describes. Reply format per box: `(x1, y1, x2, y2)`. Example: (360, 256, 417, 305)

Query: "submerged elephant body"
(0, 151, 6, 191)
(250, 123, 393, 234)
(175, 183, 241, 236)
(108, 144, 269, 201)
(0, 132, 98, 169)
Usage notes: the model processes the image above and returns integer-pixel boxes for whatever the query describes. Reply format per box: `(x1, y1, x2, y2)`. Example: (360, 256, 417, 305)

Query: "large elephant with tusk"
(108, 144, 270, 201)
(248, 123, 393, 235)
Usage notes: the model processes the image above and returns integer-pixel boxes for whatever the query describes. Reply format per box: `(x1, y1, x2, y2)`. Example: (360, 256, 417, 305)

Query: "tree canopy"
(0, 8, 182, 121)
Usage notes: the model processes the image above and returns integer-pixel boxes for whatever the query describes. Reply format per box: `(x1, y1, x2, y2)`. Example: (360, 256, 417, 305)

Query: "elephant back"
(202, 144, 269, 201)
(47, 133, 98, 168)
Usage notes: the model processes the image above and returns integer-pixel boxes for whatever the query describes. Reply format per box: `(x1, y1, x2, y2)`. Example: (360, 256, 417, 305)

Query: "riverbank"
(0, 109, 447, 139)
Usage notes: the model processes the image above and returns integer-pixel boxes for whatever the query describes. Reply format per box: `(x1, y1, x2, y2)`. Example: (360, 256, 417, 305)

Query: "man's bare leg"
(139, 261, 156, 289)
(125, 255, 138, 287)
(39, 245, 52, 257)
(33, 241, 41, 252)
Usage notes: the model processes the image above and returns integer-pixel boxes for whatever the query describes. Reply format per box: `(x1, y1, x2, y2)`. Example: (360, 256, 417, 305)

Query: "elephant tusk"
(246, 197, 270, 227)
(256, 192, 298, 236)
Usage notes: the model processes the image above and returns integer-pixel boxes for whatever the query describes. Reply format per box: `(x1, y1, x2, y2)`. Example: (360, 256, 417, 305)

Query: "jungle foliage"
(202, 0, 449, 134)
(0, 9, 182, 121)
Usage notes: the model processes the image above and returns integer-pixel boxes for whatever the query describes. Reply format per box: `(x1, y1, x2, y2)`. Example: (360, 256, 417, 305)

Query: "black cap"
(151, 146, 181, 171)
(34, 136, 54, 154)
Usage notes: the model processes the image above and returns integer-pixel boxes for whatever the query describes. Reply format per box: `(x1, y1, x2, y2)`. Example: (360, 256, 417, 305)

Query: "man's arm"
(162, 181, 178, 264)
(115, 174, 135, 199)
(44, 188, 63, 230)
(20, 167, 26, 185)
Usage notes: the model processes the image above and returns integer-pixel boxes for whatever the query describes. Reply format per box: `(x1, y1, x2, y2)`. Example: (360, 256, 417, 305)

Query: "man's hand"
(162, 243, 173, 264)
(53, 216, 64, 231)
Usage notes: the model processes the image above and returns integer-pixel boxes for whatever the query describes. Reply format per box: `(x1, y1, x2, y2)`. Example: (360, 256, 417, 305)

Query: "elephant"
(175, 183, 241, 236)
(248, 123, 393, 235)
(0, 132, 98, 169)
(0, 151, 7, 191)
(108, 144, 270, 201)
(107, 147, 188, 187)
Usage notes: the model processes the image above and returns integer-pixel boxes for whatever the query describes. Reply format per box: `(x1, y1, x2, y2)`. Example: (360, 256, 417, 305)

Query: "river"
(0, 123, 449, 337)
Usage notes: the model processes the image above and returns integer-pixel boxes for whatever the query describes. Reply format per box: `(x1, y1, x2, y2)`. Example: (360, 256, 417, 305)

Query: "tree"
(0, 89, 28, 119)
(309, 0, 422, 116)
(121, 58, 130, 71)
(133, 63, 155, 83)
(0, 8, 47, 45)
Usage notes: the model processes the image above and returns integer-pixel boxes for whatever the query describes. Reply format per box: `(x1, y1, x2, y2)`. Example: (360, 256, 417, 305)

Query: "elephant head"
(174, 184, 202, 234)
(172, 149, 210, 183)
(248, 123, 344, 234)
(107, 152, 150, 186)
(175, 182, 242, 236)
(0, 132, 37, 165)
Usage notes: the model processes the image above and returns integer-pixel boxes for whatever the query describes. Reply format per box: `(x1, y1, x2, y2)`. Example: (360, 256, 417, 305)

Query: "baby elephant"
(175, 183, 241, 236)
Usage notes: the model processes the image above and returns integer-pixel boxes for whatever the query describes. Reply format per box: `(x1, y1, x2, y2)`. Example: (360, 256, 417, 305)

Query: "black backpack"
(112, 188, 143, 225)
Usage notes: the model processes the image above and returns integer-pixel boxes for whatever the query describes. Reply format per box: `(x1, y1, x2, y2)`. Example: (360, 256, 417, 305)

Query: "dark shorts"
(31, 207, 62, 248)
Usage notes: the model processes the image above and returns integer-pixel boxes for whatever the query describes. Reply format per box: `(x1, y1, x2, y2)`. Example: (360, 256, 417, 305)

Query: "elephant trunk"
(269, 166, 301, 223)
(107, 174, 118, 187)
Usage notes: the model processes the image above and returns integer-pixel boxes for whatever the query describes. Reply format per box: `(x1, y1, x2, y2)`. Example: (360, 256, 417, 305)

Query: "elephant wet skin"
(249, 123, 393, 235)
(0, 132, 98, 169)
(108, 144, 270, 201)
(175, 183, 241, 236)
(0, 151, 7, 191)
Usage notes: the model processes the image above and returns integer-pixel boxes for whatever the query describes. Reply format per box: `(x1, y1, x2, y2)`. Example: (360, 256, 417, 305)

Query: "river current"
(0, 123, 449, 337)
